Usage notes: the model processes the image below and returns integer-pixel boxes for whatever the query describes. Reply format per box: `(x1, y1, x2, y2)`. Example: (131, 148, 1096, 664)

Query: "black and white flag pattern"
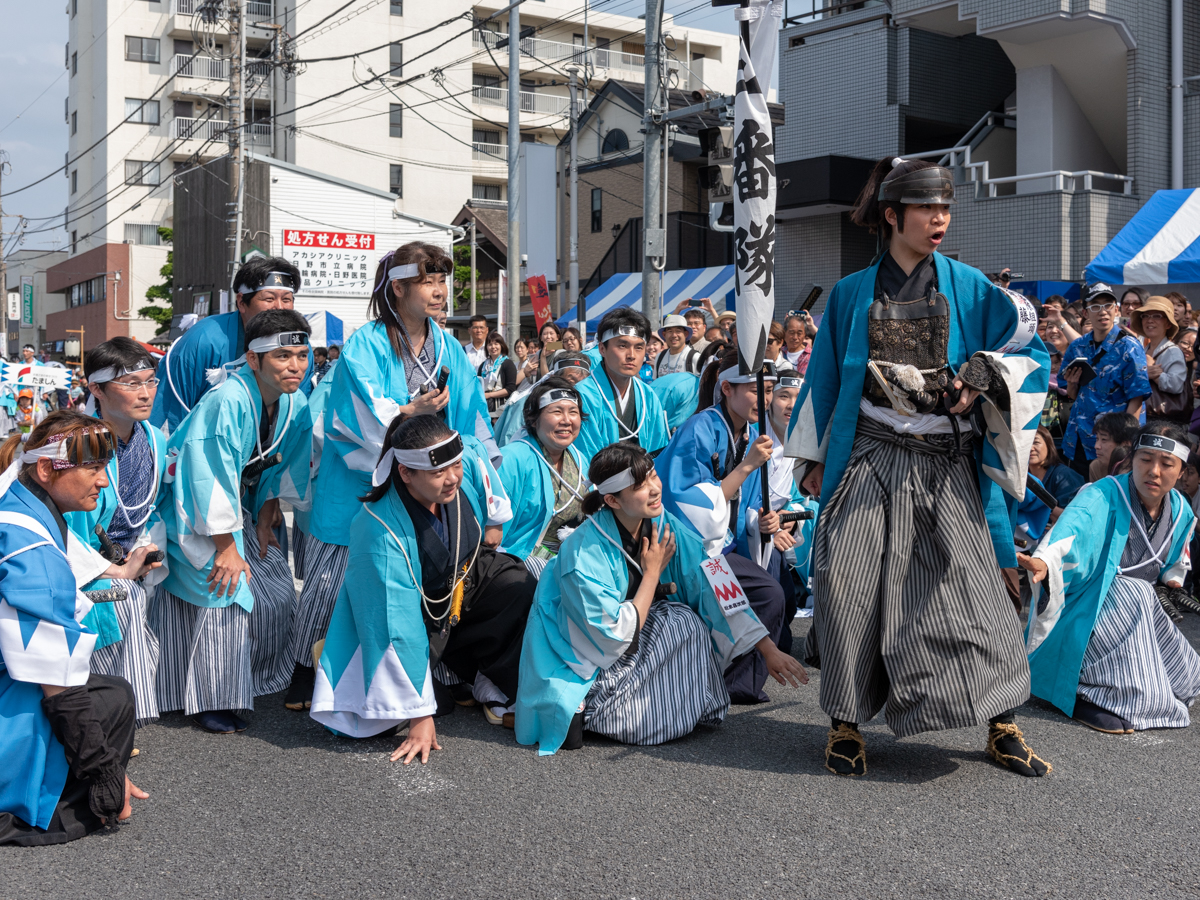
(732, 0, 782, 374)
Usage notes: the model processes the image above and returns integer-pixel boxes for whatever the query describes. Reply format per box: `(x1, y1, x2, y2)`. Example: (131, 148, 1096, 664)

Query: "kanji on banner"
(281, 230, 376, 296)
(527, 275, 552, 333)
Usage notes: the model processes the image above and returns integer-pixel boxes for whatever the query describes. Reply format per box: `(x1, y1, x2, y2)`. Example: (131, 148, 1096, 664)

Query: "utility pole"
(641, 0, 666, 330)
(566, 65, 581, 336)
(0, 151, 8, 359)
(469, 219, 477, 317)
(228, 0, 246, 287)
(505, 3, 522, 347)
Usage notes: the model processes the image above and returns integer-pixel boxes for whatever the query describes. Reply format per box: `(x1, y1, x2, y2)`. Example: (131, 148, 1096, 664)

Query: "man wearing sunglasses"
(1060, 284, 1151, 477)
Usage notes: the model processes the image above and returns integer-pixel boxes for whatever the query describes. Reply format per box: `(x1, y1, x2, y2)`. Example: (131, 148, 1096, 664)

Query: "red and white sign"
(281, 230, 376, 296)
(700, 554, 750, 617)
(528, 274, 552, 333)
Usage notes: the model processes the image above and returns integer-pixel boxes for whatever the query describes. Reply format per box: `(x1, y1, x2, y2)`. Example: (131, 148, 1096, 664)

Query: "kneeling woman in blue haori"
(0, 412, 158, 845)
(152, 310, 314, 735)
(311, 415, 537, 764)
(515, 444, 807, 755)
(498, 376, 592, 578)
(1021, 423, 1200, 734)
(655, 350, 789, 703)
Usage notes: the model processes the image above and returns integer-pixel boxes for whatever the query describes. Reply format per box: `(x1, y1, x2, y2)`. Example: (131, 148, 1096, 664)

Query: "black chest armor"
(864, 254, 952, 404)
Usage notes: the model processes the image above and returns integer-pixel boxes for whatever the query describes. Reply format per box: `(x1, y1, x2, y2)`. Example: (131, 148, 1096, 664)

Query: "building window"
(71, 111, 77, 135)
(389, 104, 403, 138)
(473, 128, 500, 145)
(390, 0, 402, 14)
(389, 42, 402, 76)
(125, 159, 161, 186)
(65, 43, 70, 70)
(390, 164, 403, 197)
(71, 170, 78, 194)
(602, 129, 629, 153)
(71, 231, 77, 254)
(65, 97, 69, 123)
(71, 52, 78, 75)
(591, 188, 602, 232)
(124, 223, 165, 245)
(69, 275, 107, 308)
(72, 0, 77, 17)
(473, 183, 502, 202)
(125, 98, 160, 124)
(125, 36, 161, 63)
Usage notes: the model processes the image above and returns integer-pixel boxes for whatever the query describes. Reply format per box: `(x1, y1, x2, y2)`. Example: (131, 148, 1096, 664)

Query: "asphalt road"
(6, 613, 1200, 900)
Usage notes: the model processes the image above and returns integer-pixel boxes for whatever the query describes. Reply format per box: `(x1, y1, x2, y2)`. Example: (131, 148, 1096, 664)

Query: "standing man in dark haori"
(785, 157, 1052, 778)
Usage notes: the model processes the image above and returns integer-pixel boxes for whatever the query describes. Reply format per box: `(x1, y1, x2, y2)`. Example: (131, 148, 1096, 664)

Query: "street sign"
(21, 276, 33, 327)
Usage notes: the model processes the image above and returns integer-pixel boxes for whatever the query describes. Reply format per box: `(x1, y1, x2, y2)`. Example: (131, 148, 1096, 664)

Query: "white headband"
(599, 325, 646, 344)
(388, 263, 420, 281)
(538, 388, 580, 410)
(236, 271, 298, 294)
(1136, 433, 1191, 463)
(248, 332, 310, 354)
(88, 359, 155, 385)
(717, 367, 778, 388)
(371, 433, 464, 486)
(596, 467, 636, 495)
(778, 376, 802, 389)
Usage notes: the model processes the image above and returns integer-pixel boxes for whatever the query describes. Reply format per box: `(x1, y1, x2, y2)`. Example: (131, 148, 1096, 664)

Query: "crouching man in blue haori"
(311, 415, 537, 764)
(1021, 424, 1200, 734)
(0, 412, 159, 845)
(63, 338, 168, 728)
(152, 310, 314, 735)
(515, 443, 807, 755)
(498, 376, 592, 579)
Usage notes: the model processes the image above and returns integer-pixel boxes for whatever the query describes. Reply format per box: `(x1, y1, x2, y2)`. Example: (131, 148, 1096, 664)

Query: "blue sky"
(0, 0, 756, 257)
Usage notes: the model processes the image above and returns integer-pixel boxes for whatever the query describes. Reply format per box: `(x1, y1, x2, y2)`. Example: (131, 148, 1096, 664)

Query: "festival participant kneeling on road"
(493, 351, 592, 448)
(310, 415, 537, 761)
(498, 377, 591, 578)
(785, 156, 1052, 778)
(151, 310, 314, 735)
(1022, 423, 1200, 734)
(515, 444, 806, 755)
(574, 308, 670, 460)
(63, 338, 169, 728)
(0, 412, 158, 845)
(655, 350, 790, 704)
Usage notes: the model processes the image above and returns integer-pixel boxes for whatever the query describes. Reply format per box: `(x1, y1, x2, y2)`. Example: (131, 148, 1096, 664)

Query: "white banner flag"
(732, 0, 782, 374)
(2, 363, 72, 390)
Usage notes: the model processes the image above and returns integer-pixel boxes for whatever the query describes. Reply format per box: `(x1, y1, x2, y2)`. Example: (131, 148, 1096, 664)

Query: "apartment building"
(774, 0, 1200, 309)
(56, 0, 738, 330)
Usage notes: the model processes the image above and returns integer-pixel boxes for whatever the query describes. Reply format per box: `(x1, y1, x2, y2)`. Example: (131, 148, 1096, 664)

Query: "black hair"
(850, 156, 939, 244)
(359, 413, 456, 503)
(233, 256, 301, 305)
(486, 330, 509, 357)
(1045, 294, 1066, 307)
(581, 443, 657, 516)
(367, 241, 453, 358)
(1120, 286, 1150, 307)
(776, 367, 800, 382)
(84, 336, 154, 382)
(313, 346, 329, 361)
(596, 306, 651, 343)
(1094, 412, 1140, 447)
(697, 338, 728, 372)
(1135, 420, 1190, 447)
(469, 314, 488, 326)
(523, 375, 587, 435)
(244, 308, 311, 347)
(539, 322, 562, 341)
(697, 348, 739, 412)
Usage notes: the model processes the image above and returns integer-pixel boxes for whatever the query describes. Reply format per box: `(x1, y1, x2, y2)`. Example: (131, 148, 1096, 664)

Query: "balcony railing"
(472, 142, 508, 162)
(170, 53, 229, 80)
(171, 117, 272, 145)
(474, 30, 647, 72)
(171, 0, 274, 19)
(471, 85, 571, 117)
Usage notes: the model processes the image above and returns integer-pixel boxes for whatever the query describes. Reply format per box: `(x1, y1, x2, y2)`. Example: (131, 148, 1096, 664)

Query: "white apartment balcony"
(168, 0, 276, 38)
(171, 0, 273, 15)
(169, 54, 271, 100)
(472, 142, 508, 163)
(471, 84, 571, 118)
(170, 117, 273, 152)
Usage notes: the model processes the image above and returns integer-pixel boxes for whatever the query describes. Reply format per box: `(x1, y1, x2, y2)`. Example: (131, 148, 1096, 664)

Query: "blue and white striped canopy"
(1087, 189, 1200, 286)
(555, 266, 736, 331)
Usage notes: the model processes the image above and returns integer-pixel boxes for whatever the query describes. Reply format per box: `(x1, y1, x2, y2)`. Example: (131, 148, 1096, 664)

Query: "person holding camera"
(1060, 284, 1151, 478)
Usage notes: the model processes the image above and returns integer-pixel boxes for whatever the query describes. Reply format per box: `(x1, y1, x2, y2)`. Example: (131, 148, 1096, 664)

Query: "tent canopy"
(305, 310, 345, 347)
(555, 266, 735, 331)
(1008, 280, 1081, 302)
(1086, 189, 1200, 286)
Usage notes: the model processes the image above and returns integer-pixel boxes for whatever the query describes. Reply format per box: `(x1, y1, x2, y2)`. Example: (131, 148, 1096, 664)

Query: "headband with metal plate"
(552, 353, 592, 373)
(595, 467, 636, 495)
(21, 428, 116, 470)
(372, 432, 464, 486)
(878, 164, 956, 205)
(778, 376, 802, 389)
(88, 358, 155, 385)
(1135, 433, 1191, 464)
(538, 388, 580, 410)
(388, 259, 454, 281)
(236, 271, 298, 294)
(599, 324, 647, 344)
(248, 331, 310, 354)
(717, 361, 779, 387)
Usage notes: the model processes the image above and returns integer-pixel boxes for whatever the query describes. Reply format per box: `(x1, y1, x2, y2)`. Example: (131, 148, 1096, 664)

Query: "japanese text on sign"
(700, 554, 750, 617)
(281, 231, 376, 296)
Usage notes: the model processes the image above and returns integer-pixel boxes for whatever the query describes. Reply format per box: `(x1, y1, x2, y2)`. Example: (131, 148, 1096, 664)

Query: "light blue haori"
(309, 437, 501, 738)
(291, 372, 334, 539)
(157, 370, 313, 613)
(0, 480, 98, 830)
(1027, 474, 1195, 717)
(308, 319, 499, 548)
(650, 371, 701, 434)
(785, 252, 1049, 568)
(514, 508, 769, 755)
(574, 361, 670, 461)
(498, 437, 591, 560)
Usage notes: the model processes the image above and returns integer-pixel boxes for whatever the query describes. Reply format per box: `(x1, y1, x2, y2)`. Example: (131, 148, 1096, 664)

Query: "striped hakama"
(287, 535, 349, 668)
(292, 524, 308, 582)
(584, 600, 729, 746)
(151, 510, 297, 714)
(1078, 576, 1200, 729)
(88, 577, 160, 727)
(804, 416, 1030, 737)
